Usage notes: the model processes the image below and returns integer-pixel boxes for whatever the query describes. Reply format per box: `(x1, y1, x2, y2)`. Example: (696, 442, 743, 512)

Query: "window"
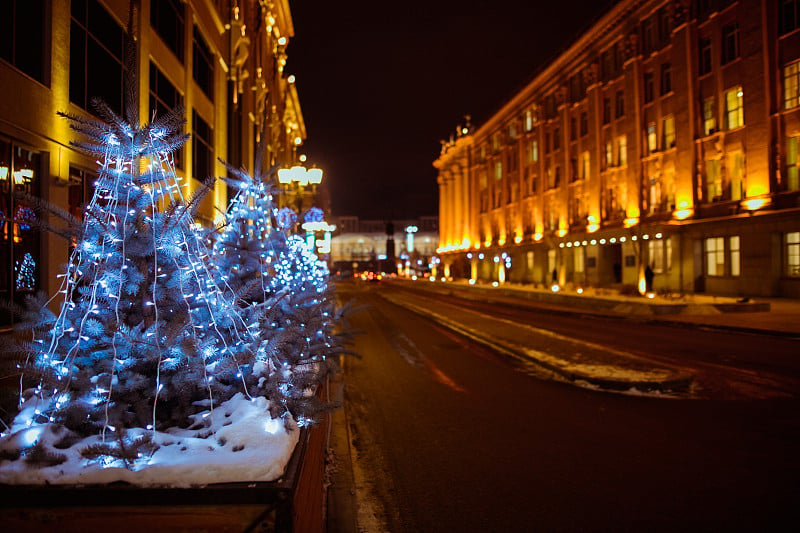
(604, 140, 613, 168)
(570, 117, 577, 141)
(727, 151, 745, 201)
(786, 232, 800, 277)
(149, 63, 184, 167)
(781, 0, 800, 35)
(721, 23, 739, 65)
(699, 37, 712, 76)
(192, 110, 213, 181)
(0, 140, 42, 326)
(642, 17, 656, 55)
(491, 133, 500, 153)
(544, 133, 551, 154)
(70, 0, 126, 116)
(647, 123, 657, 154)
(703, 98, 716, 135)
(193, 26, 214, 100)
(644, 72, 655, 103)
(509, 122, 518, 141)
(725, 86, 744, 130)
(661, 63, 672, 95)
(615, 90, 625, 118)
(706, 158, 722, 201)
(553, 128, 560, 151)
(649, 240, 669, 273)
(580, 112, 588, 137)
(67, 167, 97, 222)
(617, 136, 627, 166)
(494, 161, 503, 180)
(729, 236, 740, 277)
(705, 237, 725, 276)
(786, 137, 800, 190)
(784, 61, 800, 110)
(662, 115, 675, 149)
(530, 139, 539, 163)
(574, 246, 585, 274)
(151, 0, 185, 62)
(524, 109, 534, 132)
(603, 97, 611, 124)
(0, 0, 47, 84)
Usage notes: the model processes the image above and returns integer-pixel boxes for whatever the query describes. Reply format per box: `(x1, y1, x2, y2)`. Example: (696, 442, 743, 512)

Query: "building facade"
(0, 0, 306, 325)
(330, 216, 438, 275)
(435, 0, 800, 298)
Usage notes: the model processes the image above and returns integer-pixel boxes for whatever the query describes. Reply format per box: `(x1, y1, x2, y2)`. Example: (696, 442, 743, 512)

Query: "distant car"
(360, 271, 382, 283)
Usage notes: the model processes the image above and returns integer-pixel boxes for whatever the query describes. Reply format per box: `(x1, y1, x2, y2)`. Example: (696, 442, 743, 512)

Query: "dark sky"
(287, 1, 615, 220)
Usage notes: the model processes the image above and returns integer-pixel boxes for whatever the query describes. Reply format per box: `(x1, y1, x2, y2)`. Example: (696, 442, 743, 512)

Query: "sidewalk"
(402, 278, 800, 337)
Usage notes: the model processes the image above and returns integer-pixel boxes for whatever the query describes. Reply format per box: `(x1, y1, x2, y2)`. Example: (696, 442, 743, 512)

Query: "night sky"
(287, 1, 615, 220)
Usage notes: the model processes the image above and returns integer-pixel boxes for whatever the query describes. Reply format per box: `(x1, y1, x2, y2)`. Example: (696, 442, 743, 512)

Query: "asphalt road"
(337, 281, 800, 532)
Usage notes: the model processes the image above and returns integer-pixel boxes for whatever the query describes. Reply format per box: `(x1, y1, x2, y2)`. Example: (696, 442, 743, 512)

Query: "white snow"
(0, 393, 299, 487)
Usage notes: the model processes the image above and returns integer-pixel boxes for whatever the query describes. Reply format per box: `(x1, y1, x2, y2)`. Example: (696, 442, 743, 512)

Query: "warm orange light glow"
(674, 208, 693, 220)
(556, 229, 567, 238)
(514, 235, 523, 244)
(587, 223, 599, 233)
(741, 198, 770, 211)
(534, 232, 543, 241)
(624, 217, 639, 228)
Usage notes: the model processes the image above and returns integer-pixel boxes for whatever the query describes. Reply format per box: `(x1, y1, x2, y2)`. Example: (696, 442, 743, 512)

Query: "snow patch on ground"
(0, 393, 298, 487)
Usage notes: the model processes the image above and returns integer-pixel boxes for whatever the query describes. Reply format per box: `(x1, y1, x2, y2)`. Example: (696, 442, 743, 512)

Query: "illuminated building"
(329, 216, 438, 275)
(435, 0, 800, 298)
(0, 0, 305, 325)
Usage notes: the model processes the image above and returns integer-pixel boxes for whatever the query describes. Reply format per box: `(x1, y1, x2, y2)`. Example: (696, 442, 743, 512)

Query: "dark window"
(0, 139, 42, 326)
(642, 17, 656, 54)
(600, 49, 612, 82)
(149, 62, 184, 168)
(603, 97, 611, 124)
(553, 128, 560, 151)
(699, 37, 712, 75)
(70, 0, 126, 116)
(781, 1, 800, 34)
(0, 0, 47, 84)
(721, 23, 739, 64)
(193, 26, 214, 100)
(68, 167, 96, 222)
(545, 133, 551, 154)
(192, 110, 213, 181)
(615, 90, 625, 118)
(658, 7, 672, 43)
(150, 0, 185, 62)
(661, 63, 672, 95)
(580, 112, 588, 137)
(570, 117, 577, 141)
(644, 72, 655, 103)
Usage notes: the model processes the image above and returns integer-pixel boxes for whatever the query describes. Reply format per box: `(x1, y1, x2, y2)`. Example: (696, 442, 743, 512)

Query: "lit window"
(703, 98, 716, 135)
(730, 236, 740, 277)
(662, 115, 675, 149)
(647, 123, 657, 154)
(787, 232, 800, 277)
(524, 110, 533, 132)
(531, 140, 539, 163)
(648, 240, 665, 273)
(605, 140, 613, 168)
(706, 158, 722, 201)
(705, 237, 725, 276)
(786, 137, 800, 190)
(617, 136, 627, 166)
(725, 86, 744, 130)
(495, 161, 503, 180)
(509, 123, 517, 140)
(574, 246, 585, 274)
(727, 151, 745, 201)
(784, 61, 800, 110)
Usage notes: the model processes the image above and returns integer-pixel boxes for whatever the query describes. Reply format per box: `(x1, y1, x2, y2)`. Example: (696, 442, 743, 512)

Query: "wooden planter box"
(0, 409, 329, 532)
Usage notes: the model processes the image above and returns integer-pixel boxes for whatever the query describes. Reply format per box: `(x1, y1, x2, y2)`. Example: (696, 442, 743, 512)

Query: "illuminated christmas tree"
(211, 155, 343, 425)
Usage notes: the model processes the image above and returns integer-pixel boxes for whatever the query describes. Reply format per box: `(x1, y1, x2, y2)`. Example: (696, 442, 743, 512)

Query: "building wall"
(435, 0, 800, 298)
(0, 0, 305, 326)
